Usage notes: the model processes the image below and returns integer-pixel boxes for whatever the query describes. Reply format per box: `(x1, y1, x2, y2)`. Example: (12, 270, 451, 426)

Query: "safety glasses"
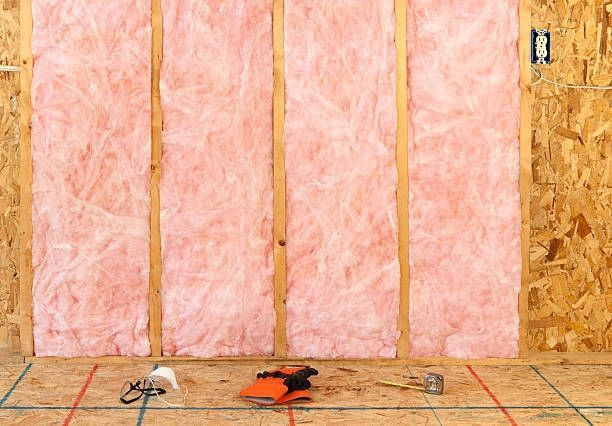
(119, 378, 167, 404)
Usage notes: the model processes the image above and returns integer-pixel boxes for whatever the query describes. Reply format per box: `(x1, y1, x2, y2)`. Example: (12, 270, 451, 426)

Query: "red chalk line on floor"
(64, 364, 98, 426)
(287, 405, 296, 426)
(466, 365, 517, 426)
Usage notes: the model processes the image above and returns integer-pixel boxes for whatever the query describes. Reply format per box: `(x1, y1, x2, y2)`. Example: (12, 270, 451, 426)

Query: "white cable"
(147, 376, 189, 408)
(531, 64, 612, 90)
(0, 65, 21, 72)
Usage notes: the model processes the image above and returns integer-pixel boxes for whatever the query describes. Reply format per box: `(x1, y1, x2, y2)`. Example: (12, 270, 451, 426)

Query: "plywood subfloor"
(0, 362, 609, 425)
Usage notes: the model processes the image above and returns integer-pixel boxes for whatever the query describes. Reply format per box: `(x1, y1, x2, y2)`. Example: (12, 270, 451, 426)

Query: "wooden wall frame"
(149, 0, 163, 358)
(272, 0, 288, 359)
(24, 352, 612, 365)
(19, 0, 34, 357)
(19, 0, 603, 366)
(394, 0, 410, 360)
(518, 0, 533, 359)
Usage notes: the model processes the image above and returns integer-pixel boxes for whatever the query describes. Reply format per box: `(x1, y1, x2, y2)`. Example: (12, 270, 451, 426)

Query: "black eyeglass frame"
(119, 378, 167, 404)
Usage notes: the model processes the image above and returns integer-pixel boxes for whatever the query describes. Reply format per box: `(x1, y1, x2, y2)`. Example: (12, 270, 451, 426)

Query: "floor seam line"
(529, 365, 593, 425)
(0, 363, 32, 406)
(408, 365, 442, 425)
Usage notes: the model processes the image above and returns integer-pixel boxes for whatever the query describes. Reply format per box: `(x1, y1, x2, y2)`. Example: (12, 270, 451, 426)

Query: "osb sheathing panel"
(528, 0, 611, 352)
(0, 0, 20, 349)
(0, 0, 610, 354)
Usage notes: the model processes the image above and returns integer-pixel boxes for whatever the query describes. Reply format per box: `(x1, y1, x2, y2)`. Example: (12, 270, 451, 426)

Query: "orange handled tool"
(240, 367, 319, 405)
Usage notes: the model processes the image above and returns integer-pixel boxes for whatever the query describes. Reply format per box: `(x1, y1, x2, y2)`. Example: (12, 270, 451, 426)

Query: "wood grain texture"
(518, 0, 532, 358)
(273, 0, 287, 358)
(149, 0, 163, 357)
(0, 0, 20, 350)
(0, 363, 610, 425)
(395, 0, 410, 359)
(18, 0, 33, 357)
(22, 351, 612, 365)
(528, 0, 611, 352)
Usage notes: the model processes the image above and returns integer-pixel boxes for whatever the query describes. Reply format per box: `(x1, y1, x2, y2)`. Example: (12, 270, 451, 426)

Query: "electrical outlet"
(531, 29, 551, 64)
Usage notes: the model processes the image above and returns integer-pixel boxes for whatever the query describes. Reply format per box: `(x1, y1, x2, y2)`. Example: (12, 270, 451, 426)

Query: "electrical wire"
(5, 62, 610, 90)
(147, 376, 189, 407)
(5, 55, 610, 92)
(531, 64, 612, 90)
(0, 65, 21, 72)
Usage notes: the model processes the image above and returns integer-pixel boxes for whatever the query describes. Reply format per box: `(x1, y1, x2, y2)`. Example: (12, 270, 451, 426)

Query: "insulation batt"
(407, 0, 522, 357)
(160, 1, 275, 356)
(31, 0, 151, 356)
(285, 0, 400, 358)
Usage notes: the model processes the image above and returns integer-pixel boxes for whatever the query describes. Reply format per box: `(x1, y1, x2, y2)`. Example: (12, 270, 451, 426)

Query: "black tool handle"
(256, 367, 319, 392)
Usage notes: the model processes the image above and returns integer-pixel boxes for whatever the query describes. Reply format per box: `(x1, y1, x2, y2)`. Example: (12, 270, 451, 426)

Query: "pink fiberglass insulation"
(285, 0, 400, 358)
(407, 0, 521, 358)
(160, 1, 274, 356)
(31, 0, 151, 356)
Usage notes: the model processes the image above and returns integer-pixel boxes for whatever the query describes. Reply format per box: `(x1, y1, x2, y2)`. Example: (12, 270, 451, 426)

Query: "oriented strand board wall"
(528, 0, 611, 352)
(0, 0, 20, 350)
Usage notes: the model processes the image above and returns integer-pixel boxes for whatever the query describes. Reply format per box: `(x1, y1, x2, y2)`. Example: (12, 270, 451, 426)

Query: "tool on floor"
(240, 366, 318, 405)
(379, 372, 444, 395)
(119, 366, 188, 407)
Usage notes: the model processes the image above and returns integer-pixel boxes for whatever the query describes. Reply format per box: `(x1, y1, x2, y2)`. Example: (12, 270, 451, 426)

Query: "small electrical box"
(531, 29, 551, 64)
